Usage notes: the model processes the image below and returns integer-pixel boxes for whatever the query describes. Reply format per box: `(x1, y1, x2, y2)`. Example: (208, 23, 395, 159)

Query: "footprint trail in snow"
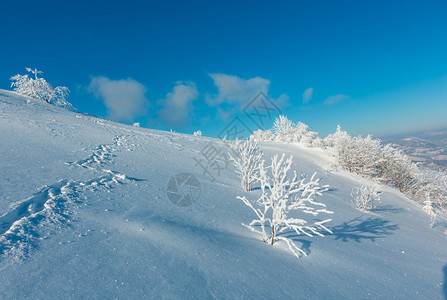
(0, 135, 141, 261)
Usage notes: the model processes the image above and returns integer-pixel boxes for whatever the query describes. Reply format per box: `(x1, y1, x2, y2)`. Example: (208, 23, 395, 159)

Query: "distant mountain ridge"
(382, 129, 447, 172)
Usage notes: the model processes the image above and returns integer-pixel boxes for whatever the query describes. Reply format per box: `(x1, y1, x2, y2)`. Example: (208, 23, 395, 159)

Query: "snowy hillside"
(0, 89, 446, 299)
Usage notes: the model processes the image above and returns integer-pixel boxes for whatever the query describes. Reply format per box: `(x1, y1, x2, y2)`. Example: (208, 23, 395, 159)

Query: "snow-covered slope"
(0, 89, 446, 299)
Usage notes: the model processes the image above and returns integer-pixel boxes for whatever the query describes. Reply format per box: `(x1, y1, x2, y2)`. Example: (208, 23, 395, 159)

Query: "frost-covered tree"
(292, 122, 318, 146)
(10, 68, 52, 100)
(387, 149, 418, 193)
(272, 116, 321, 146)
(324, 125, 352, 170)
(237, 154, 333, 257)
(10, 67, 75, 111)
(375, 144, 397, 183)
(273, 115, 295, 142)
(423, 200, 437, 228)
(50, 86, 74, 111)
(250, 129, 274, 142)
(351, 184, 381, 212)
(229, 139, 263, 191)
(349, 135, 382, 176)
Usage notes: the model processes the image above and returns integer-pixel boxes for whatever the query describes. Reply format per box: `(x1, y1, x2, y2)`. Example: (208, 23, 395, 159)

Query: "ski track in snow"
(0, 135, 139, 261)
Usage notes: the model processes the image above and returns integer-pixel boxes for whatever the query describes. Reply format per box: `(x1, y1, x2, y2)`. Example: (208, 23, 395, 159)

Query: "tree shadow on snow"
(369, 205, 405, 214)
(330, 216, 399, 242)
(276, 231, 313, 255)
(292, 238, 312, 256)
(245, 225, 314, 256)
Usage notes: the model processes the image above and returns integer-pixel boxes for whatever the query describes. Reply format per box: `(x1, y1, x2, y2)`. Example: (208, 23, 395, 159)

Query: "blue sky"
(1, 0, 447, 138)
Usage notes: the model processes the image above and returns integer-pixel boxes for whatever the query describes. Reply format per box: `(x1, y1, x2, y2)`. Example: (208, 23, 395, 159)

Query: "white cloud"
(324, 94, 350, 106)
(302, 87, 313, 104)
(158, 81, 198, 127)
(207, 73, 288, 119)
(89, 76, 149, 121)
(207, 74, 270, 106)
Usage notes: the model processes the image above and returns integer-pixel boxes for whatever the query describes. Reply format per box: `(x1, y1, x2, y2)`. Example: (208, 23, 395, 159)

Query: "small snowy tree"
(351, 184, 381, 212)
(291, 122, 318, 146)
(50, 86, 75, 111)
(10, 67, 75, 111)
(237, 154, 333, 258)
(229, 139, 263, 191)
(193, 130, 202, 136)
(422, 200, 437, 228)
(410, 172, 447, 227)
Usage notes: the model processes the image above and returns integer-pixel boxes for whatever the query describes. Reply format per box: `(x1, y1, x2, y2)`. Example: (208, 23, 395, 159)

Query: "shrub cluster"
(251, 115, 447, 226)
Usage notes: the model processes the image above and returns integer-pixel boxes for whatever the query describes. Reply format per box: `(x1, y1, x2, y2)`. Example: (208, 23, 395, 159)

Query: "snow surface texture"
(0, 90, 446, 299)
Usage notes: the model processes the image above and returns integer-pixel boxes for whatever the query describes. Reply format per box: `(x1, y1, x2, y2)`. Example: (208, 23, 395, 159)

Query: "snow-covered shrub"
(292, 122, 318, 146)
(324, 125, 352, 169)
(133, 122, 140, 127)
(325, 125, 445, 227)
(375, 144, 398, 183)
(409, 172, 447, 227)
(229, 139, 263, 191)
(250, 129, 274, 142)
(350, 135, 382, 176)
(389, 151, 418, 193)
(325, 126, 418, 192)
(272, 115, 321, 146)
(370, 144, 418, 192)
(237, 154, 333, 258)
(372, 143, 419, 193)
(351, 184, 381, 212)
(10, 67, 75, 111)
(193, 130, 202, 136)
(325, 127, 381, 176)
